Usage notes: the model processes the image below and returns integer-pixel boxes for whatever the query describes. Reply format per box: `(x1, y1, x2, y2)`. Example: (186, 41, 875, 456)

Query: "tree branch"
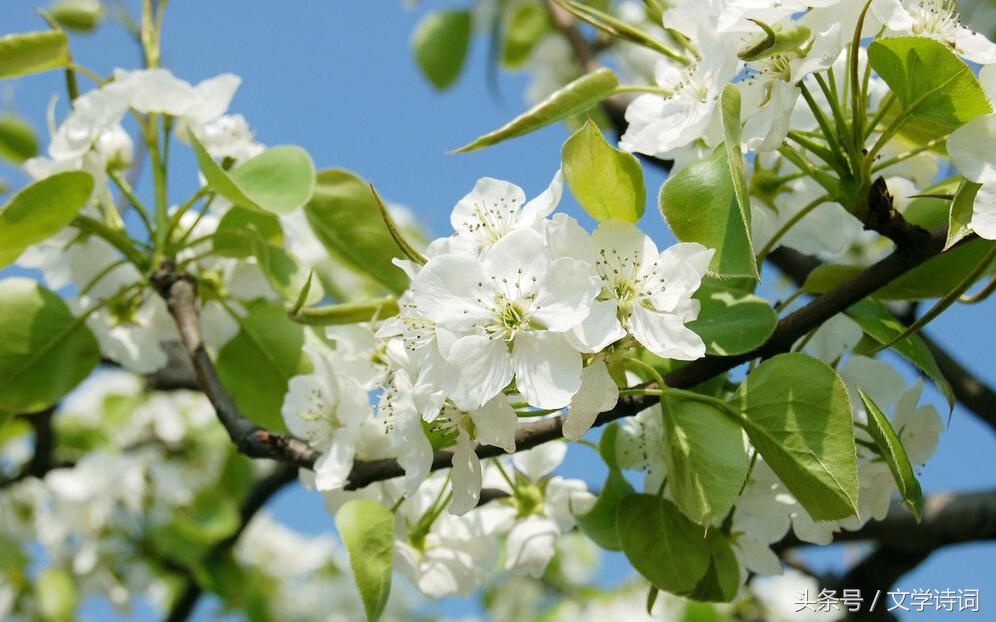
(0, 408, 60, 489)
(152, 265, 319, 470)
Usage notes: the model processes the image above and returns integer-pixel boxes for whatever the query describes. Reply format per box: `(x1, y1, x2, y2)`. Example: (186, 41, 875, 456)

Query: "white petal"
(947, 113, 996, 183)
(482, 227, 547, 284)
(444, 335, 513, 411)
(449, 429, 483, 516)
(313, 435, 356, 491)
(566, 299, 626, 353)
(512, 331, 582, 409)
(450, 177, 526, 246)
(531, 257, 600, 331)
(513, 441, 567, 480)
(504, 516, 560, 578)
(188, 73, 241, 123)
(628, 304, 706, 360)
(564, 361, 620, 441)
(520, 169, 564, 225)
(411, 255, 490, 330)
(954, 27, 996, 65)
(470, 395, 518, 453)
(971, 183, 996, 240)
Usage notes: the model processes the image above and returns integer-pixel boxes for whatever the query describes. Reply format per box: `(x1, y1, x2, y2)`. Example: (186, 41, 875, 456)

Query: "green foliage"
(732, 353, 859, 520)
(868, 37, 991, 140)
(412, 10, 472, 90)
(0, 171, 93, 268)
(501, 2, 549, 68)
(845, 298, 955, 409)
(0, 113, 39, 164)
(687, 279, 777, 355)
(36, 567, 77, 622)
(857, 389, 924, 521)
(49, 0, 105, 32)
(685, 531, 740, 603)
(948, 180, 980, 249)
(617, 495, 711, 595)
(304, 169, 409, 294)
(576, 467, 635, 550)
(0, 30, 70, 78)
(190, 134, 316, 215)
(215, 300, 311, 431)
(562, 118, 645, 223)
(660, 85, 756, 279)
(662, 397, 750, 526)
(0, 278, 100, 414)
(454, 68, 618, 152)
(337, 499, 395, 622)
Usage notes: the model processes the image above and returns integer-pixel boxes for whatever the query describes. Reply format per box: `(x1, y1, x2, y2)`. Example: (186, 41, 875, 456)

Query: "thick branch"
(152, 266, 318, 470)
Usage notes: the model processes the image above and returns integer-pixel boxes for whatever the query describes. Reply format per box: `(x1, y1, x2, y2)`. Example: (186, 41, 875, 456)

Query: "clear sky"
(2, 1, 994, 620)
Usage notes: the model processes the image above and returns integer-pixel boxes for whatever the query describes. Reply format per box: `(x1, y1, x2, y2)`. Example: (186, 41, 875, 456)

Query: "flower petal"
(512, 331, 582, 409)
(564, 360, 620, 441)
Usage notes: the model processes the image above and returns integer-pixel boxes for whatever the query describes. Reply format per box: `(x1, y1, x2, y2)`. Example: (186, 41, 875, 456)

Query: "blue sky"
(2, 1, 994, 620)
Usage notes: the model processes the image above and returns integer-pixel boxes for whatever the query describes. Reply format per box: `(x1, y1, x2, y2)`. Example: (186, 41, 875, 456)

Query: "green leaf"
(0, 113, 39, 163)
(660, 85, 756, 278)
(502, 2, 549, 68)
(662, 397, 750, 526)
(562, 118, 645, 223)
(947, 180, 980, 250)
(173, 489, 241, 543)
(598, 421, 622, 469)
(304, 169, 409, 294)
(50, 0, 105, 32)
(36, 567, 77, 622)
(215, 300, 310, 431)
(212, 206, 284, 258)
(857, 389, 924, 522)
(337, 499, 394, 622)
(0, 278, 100, 413)
(0, 31, 70, 78)
(686, 531, 740, 603)
(0, 171, 94, 268)
(190, 133, 315, 215)
(868, 37, 991, 140)
(617, 494, 711, 594)
(687, 279, 777, 355)
(454, 67, 618, 152)
(732, 353, 859, 520)
(845, 298, 955, 409)
(289, 297, 400, 326)
(412, 10, 472, 90)
(576, 467, 635, 550)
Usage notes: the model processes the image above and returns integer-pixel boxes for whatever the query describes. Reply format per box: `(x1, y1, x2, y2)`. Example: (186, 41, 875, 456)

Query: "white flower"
(411, 227, 600, 410)
(947, 112, 996, 239)
(571, 221, 713, 361)
(875, 0, 996, 64)
(447, 170, 563, 255)
(281, 345, 372, 491)
(563, 360, 619, 441)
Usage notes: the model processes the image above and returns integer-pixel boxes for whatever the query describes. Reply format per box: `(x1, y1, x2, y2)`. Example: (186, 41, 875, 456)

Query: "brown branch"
(152, 265, 319, 470)
(0, 407, 60, 489)
(918, 332, 996, 432)
(773, 488, 996, 620)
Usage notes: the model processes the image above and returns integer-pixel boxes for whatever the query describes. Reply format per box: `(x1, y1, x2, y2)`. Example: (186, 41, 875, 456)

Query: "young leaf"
(576, 467, 635, 550)
(49, 0, 105, 32)
(868, 37, 991, 140)
(857, 389, 924, 522)
(0, 171, 94, 268)
(189, 133, 315, 215)
(502, 2, 549, 68)
(0, 31, 70, 78)
(0, 113, 39, 164)
(337, 499, 394, 622)
(304, 169, 410, 294)
(687, 278, 777, 355)
(215, 300, 311, 432)
(662, 397, 750, 526)
(412, 10, 472, 90)
(0, 278, 100, 413)
(562, 118, 645, 223)
(948, 180, 980, 250)
(289, 298, 400, 326)
(732, 353, 859, 521)
(660, 85, 757, 278)
(36, 567, 78, 622)
(617, 494, 711, 594)
(454, 68, 618, 152)
(212, 206, 284, 258)
(685, 530, 740, 603)
(845, 298, 955, 409)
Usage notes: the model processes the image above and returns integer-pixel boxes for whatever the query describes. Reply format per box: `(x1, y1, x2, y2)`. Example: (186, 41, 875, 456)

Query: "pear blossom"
(410, 227, 600, 410)
(875, 0, 996, 64)
(571, 221, 713, 361)
(281, 345, 372, 491)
